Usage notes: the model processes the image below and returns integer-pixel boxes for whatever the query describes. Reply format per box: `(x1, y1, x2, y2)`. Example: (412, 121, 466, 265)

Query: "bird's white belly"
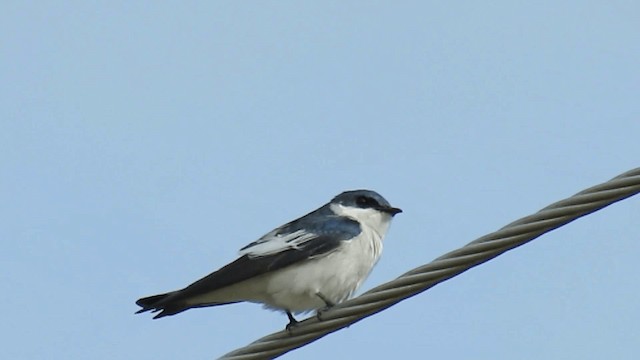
(260, 231, 382, 312)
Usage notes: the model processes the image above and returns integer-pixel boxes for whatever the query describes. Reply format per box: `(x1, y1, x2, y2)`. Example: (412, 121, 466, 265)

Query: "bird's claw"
(285, 311, 299, 333)
(315, 292, 335, 321)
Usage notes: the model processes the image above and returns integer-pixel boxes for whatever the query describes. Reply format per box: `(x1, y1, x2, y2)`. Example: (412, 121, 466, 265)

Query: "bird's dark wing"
(136, 215, 361, 318)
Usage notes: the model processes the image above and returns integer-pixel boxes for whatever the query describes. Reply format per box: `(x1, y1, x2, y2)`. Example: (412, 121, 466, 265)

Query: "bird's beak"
(379, 206, 402, 216)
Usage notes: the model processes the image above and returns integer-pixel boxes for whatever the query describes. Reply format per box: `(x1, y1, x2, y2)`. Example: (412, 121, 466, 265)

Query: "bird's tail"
(135, 292, 186, 319)
(136, 291, 239, 319)
(136, 293, 170, 312)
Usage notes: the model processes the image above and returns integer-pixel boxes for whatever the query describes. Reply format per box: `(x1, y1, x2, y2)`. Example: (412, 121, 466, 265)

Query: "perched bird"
(135, 189, 401, 329)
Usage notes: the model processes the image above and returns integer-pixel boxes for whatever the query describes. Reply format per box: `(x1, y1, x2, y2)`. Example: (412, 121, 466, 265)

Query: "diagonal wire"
(219, 168, 640, 360)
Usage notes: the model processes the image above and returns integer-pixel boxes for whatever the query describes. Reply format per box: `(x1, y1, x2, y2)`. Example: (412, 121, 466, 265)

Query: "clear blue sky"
(2, 2, 639, 359)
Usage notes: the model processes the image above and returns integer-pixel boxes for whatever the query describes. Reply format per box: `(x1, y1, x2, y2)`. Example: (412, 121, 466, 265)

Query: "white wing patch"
(239, 229, 318, 258)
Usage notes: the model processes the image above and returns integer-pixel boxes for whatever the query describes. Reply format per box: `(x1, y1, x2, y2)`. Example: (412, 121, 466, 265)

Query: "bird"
(135, 189, 402, 329)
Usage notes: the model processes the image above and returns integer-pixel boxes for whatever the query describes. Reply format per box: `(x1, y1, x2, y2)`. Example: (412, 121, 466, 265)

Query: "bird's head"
(329, 189, 402, 230)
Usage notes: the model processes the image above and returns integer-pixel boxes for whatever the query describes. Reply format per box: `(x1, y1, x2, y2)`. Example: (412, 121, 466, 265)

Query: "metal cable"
(219, 168, 640, 360)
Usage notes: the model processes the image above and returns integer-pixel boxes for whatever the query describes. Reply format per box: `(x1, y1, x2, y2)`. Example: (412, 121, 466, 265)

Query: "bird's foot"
(285, 311, 299, 332)
(315, 292, 335, 321)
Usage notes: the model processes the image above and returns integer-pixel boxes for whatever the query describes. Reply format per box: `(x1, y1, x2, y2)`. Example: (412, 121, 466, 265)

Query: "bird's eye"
(356, 196, 378, 208)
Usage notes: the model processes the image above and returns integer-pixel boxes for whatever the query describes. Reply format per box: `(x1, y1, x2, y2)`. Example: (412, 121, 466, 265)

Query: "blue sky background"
(2, 2, 639, 359)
